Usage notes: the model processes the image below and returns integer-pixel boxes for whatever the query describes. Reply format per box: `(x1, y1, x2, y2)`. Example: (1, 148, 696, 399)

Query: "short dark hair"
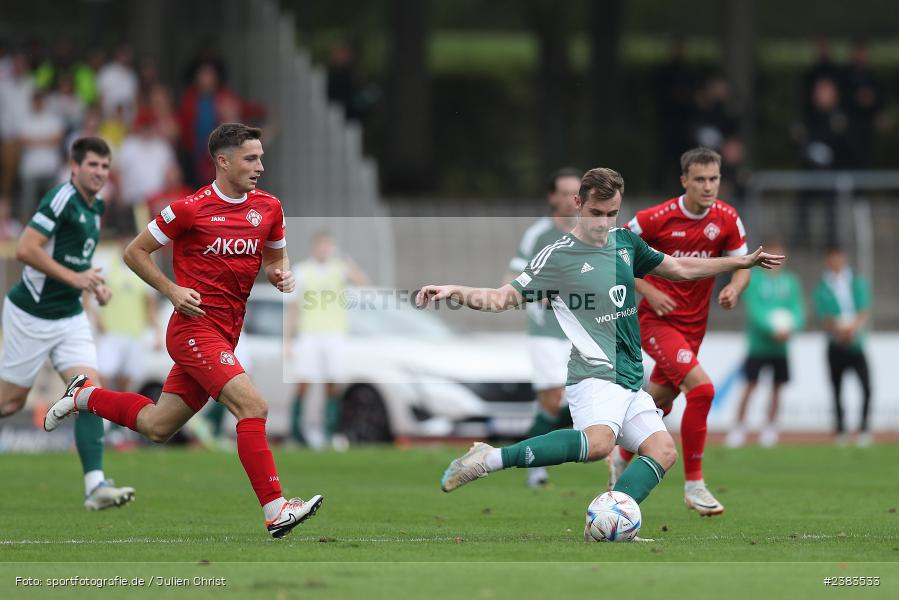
(546, 167, 583, 194)
(579, 168, 624, 202)
(208, 122, 262, 158)
(70, 137, 111, 164)
(681, 147, 721, 175)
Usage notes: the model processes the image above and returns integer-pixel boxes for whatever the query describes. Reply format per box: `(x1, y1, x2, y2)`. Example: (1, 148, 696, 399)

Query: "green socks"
(526, 409, 560, 437)
(325, 396, 340, 438)
(204, 402, 227, 437)
(290, 395, 305, 442)
(501, 429, 588, 468)
(613, 455, 666, 503)
(74, 412, 104, 473)
(525, 404, 573, 437)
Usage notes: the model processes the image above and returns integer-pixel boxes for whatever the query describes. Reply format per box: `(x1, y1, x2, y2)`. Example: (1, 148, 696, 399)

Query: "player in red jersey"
(609, 147, 749, 516)
(44, 123, 323, 538)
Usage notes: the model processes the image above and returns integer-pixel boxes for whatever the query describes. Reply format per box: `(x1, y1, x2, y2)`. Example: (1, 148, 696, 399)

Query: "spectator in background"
(651, 38, 695, 189)
(114, 110, 175, 233)
(177, 61, 263, 186)
(98, 102, 129, 152)
(18, 89, 64, 216)
(73, 49, 105, 106)
(802, 38, 843, 121)
(142, 84, 180, 144)
(46, 71, 86, 134)
(326, 42, 370, 123)
(688, 72, 737, 151)
(718, 136, 750, 211)
(844, 40, 886, 168)
(116, 111, 176, 208)
(793, 77, 852, 247)
(34, 38, 76, 92)
(97, 45, 138, 122)
(813, 246, 873, 447)
(0, 52, 34, 216)
(726, 241, 804, 448)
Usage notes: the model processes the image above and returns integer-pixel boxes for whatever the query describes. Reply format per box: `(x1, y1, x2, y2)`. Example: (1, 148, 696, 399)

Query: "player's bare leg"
(759, 382, 782, 448)
(678, 365, 723, 516)
(726, 380, 757, 448)
(0, 380, 30, 417)
(218, 373, 323, 538)
(527, 386, 563, 488)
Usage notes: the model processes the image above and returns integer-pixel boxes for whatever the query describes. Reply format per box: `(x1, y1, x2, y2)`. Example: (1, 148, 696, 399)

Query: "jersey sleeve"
(265, 202, 286, 249)
(508, 243, 561, 304)
(147, 197, 197, 245)
(625, 208, 652, 240)
(723, 211, 748, 256)
(627, 229, 664, 278)
(28, 193, 66, 237)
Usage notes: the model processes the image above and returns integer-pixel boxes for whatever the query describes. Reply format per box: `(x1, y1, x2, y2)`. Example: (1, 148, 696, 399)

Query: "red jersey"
(626, 195, 747, 338)
(147, 182, 286, 334)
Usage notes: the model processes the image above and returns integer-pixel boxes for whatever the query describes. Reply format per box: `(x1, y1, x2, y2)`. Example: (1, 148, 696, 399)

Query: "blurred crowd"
(653, 38, 888, 219)
(0, 39, 265, 240)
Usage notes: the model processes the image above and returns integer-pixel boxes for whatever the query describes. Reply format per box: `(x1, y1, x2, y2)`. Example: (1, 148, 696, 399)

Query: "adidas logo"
(524, 446, 535, 466)
(580, 262, 594, 273)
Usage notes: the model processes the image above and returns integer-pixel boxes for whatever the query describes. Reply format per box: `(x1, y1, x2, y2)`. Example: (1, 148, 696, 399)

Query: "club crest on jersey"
(246, 209, 262, 227)
(704, 222, 721, 240)
(220, 351, 236, 366)
(677, 349, 694, 364)
(617, 248, 631, 266)
(609, 285, 627, 308)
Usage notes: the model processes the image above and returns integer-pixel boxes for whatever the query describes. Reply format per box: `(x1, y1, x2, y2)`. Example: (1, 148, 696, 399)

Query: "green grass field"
(1, 444, 897, 599)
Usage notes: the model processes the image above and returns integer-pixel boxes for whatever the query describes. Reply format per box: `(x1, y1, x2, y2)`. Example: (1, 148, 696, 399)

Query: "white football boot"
(266, 495, 324, 539)
(84, 480, 136, 510)
(606, 447, 629, 490)
(44, 374, 92, 431)
(684, 481, 725, 516)
(440, 442, 493, 492)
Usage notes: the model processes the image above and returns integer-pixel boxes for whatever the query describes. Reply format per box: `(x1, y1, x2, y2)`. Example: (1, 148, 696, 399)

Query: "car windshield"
(244, 290, 455, 339)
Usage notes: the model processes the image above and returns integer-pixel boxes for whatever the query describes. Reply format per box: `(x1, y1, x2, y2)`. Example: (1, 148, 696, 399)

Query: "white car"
(132, 286, 537, 442)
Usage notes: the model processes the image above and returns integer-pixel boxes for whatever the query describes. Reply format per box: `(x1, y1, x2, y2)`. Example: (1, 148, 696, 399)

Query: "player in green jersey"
(504, 168, 579, 488)
(0, 137, 135, 510)
(417, 168, 783, 525)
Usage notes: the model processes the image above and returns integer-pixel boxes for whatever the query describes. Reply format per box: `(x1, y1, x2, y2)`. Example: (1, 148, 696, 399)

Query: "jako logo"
(671, 249, 712, 258)
(609, 285, 627, 308)
(203, 237, 259, 255)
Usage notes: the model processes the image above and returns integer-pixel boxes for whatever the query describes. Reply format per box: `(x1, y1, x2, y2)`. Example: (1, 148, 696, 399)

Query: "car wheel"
(341, 384, 392, 443)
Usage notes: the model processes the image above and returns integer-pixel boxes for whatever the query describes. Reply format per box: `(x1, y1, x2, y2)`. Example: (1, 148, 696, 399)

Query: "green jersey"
(509, 217, 568, 339)
(7, 182, 105, 319)
(743, 270, 805, 357)
(812, 269, 871, 352)
(510, 228, 664, 390)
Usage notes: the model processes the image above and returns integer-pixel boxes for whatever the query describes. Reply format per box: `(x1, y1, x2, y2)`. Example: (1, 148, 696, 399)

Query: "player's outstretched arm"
(651, 246, 785, 282)
(416, 284, 524, 312)
(124, 229, 205, 317)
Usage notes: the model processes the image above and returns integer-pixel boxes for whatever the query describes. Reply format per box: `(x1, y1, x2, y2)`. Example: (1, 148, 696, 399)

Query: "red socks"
(236, 418, 283, 505)
(681, 383, 715, 481)
(86, 388, 153, 431)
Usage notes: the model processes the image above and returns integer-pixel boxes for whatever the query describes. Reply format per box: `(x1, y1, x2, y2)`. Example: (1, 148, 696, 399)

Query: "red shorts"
(162, 313, 245, 412)
(640, 316, 703, 388)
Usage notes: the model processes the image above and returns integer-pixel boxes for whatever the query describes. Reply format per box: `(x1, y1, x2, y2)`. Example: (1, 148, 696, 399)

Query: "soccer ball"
(584, 491, 641, 542)
(769, 308, 794, 334)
